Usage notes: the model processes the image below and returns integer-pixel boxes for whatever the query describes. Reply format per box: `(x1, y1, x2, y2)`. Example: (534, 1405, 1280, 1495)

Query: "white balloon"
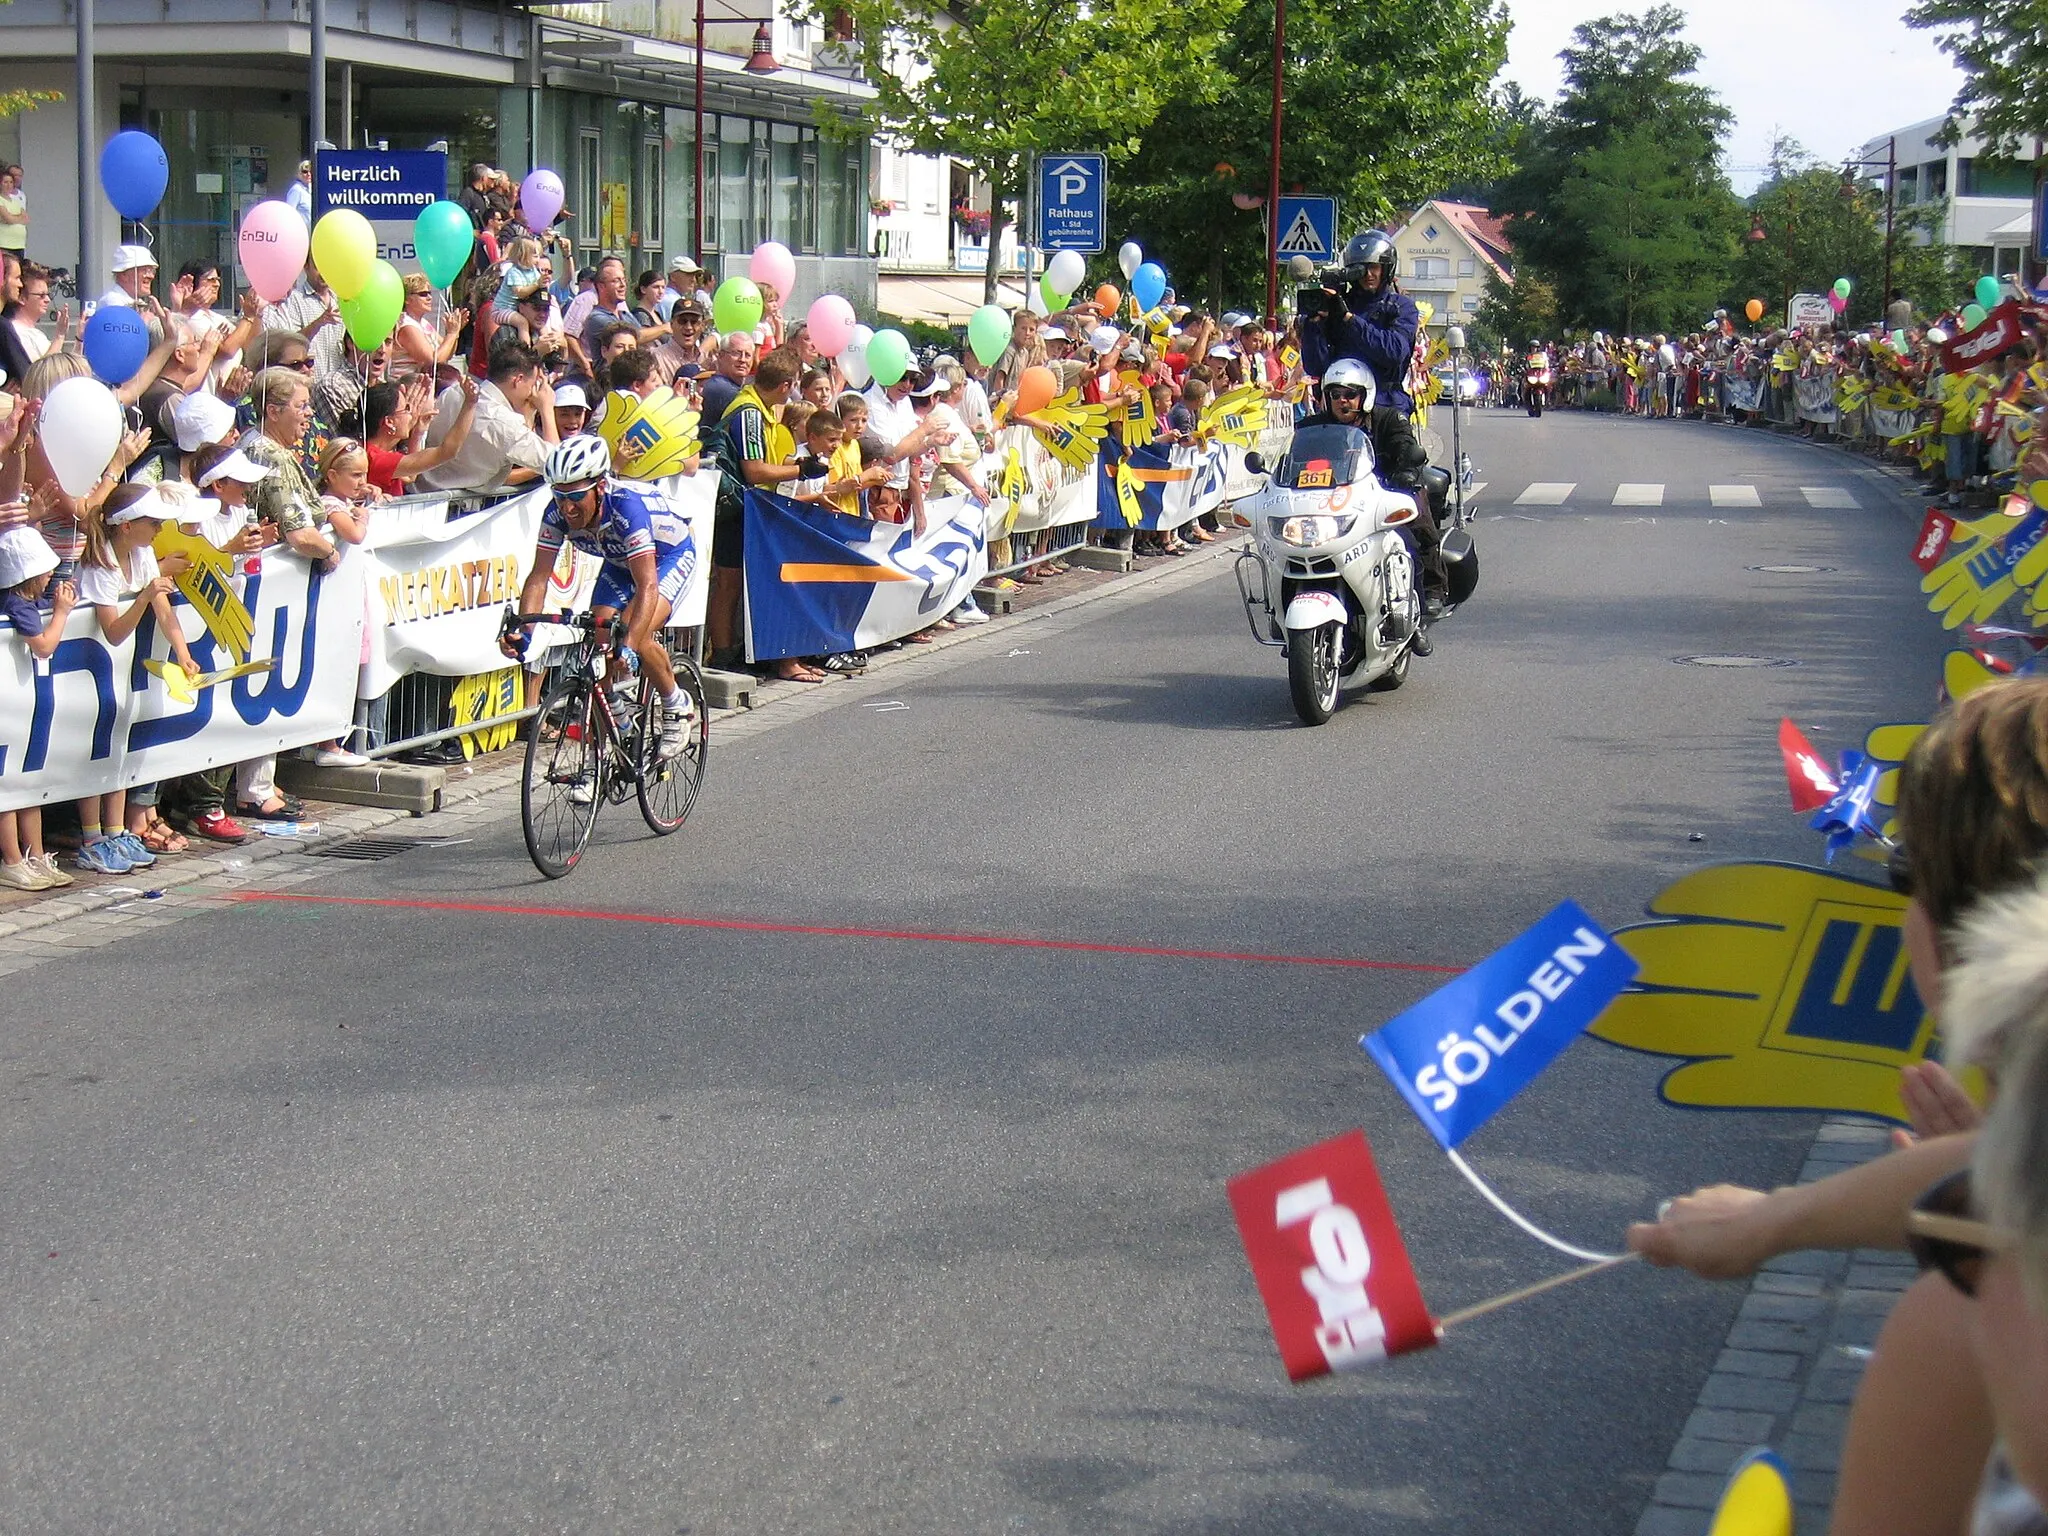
(40, 375, 123, 499)
(1026, 287, 1050, 317)
(1046, 248, 1085, 295)
(1118, 241, 1143, 280)
(841, 323, 875, 388)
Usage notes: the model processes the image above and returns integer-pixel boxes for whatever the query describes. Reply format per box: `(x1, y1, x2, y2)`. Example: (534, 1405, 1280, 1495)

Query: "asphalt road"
(1, 410, 1949, 1534)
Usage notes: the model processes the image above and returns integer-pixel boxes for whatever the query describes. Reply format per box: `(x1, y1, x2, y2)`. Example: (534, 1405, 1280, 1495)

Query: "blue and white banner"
(1361, 901, 1639, 1149)
(312, 149, 447, 272)
(1094, 439, 1232, 532)
(743, 489, 988, 662)
(0, 552, 365, 812)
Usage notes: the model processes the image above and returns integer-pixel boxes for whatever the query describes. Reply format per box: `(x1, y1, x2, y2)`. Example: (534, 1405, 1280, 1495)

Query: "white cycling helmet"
(545, 432, 612, 488)
(1320, 357, 1376, 410)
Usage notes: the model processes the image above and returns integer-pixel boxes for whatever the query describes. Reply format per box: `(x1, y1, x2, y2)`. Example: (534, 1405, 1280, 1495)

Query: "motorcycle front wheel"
(1287, 621, 1343, 725)
(1527, 397, 1543, 418)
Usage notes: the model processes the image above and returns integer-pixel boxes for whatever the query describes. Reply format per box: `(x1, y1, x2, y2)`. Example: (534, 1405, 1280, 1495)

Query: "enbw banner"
(742, 489, 987, 662)
(1362, 900, 1637, 1149)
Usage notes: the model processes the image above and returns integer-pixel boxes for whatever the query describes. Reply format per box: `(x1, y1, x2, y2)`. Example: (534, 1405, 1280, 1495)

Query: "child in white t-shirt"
(0, 526, 75, 889)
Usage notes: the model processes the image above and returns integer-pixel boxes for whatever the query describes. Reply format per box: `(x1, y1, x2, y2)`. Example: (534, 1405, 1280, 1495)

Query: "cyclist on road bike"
(504, 433, 699, 753)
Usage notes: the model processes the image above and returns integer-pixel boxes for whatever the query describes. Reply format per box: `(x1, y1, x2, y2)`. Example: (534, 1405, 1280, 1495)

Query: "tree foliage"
(1729, 139, 1884, 324)
(1475, 266, 1556, 349)
(809, 0, 1243, 300)
(1113, 0, 1509, 311)
(1905, 0, 2048, 153)
(1496, 6, 1739, 336)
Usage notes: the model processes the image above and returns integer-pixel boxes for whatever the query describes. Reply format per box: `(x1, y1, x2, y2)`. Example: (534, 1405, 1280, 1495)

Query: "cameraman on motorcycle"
(1299, 231, 1446, 624)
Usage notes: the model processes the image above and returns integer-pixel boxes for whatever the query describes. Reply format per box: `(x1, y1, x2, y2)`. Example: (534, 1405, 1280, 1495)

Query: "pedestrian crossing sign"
(1273, 195, 1337, 262)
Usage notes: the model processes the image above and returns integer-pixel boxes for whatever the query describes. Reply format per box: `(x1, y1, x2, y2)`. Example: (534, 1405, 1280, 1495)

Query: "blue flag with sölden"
(1361, 900, 1638, 1149)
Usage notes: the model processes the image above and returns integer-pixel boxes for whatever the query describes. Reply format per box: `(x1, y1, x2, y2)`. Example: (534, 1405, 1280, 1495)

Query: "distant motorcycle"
(1233, 423, 1478, 726)
(1524, 351, 1553, 418)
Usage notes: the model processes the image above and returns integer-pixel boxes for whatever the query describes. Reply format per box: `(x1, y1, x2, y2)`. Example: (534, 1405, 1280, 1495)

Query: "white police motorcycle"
(1233, 411, 1477, 726)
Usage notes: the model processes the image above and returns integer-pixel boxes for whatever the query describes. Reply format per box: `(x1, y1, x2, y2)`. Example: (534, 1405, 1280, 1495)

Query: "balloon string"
(1443, 1146, 1629, 1264)
(1436, 1254, 1638, 1331)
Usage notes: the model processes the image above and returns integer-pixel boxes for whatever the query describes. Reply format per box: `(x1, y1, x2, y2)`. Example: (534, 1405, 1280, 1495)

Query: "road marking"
(1801, 486, 1859, 508)
(1516, 482, 1576, 505)
(1710, 484, 1762, 507)
(228, 892, 1466, 975)
(1613, 483, 1665, 506)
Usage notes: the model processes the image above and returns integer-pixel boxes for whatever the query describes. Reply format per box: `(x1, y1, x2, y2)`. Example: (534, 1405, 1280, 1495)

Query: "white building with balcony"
(1856, 117, 2045, 278)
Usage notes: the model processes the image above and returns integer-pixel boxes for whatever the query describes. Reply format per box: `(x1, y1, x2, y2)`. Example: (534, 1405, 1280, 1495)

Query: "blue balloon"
(82, 305, 151, 385)
(1132, 261, 1167, 313)
(99, 130, 169, 221)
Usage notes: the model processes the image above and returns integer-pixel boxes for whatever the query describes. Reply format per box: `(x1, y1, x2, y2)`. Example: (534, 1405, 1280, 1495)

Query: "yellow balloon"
(1707, 1450, 1792, 1536)
(593, 387, 700, 481)
(310, 209, 377, 301)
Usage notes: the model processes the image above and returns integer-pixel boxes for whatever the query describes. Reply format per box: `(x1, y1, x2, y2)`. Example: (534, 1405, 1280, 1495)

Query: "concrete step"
(1067, 545, 1133, 573)
(274, 757, 445, 816)
(701, 668, 754, 710)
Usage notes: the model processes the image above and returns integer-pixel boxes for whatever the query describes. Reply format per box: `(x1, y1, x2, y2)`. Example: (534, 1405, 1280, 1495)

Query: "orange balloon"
(1745, 299, 1764, 323)
(1095, 284, 1121, 314)
(1015, 365, 1058, 417)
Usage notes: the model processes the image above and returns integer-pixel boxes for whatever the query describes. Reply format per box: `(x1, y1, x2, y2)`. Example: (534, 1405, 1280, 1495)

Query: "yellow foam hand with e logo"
(1589, 862, 1928, 1123)
(151, 523, 253, 661)
(1922, 510, 2048, 628)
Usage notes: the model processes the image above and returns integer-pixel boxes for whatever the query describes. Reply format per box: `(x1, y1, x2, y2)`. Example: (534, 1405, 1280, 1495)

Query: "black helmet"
(1340, 230, 1397, 284)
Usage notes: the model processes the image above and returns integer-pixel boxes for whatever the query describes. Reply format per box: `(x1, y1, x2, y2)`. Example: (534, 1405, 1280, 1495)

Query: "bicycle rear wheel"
(638, 655, 709, 835)
(522, 674, 601, 877)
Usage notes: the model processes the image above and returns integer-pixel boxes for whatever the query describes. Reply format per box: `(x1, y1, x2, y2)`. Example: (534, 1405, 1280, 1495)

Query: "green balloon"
(1833, 276, 1852, 299)
(338, 259, 405, 352)
(713, 276, 763, 335)
(967, 304, 1011, 367)
(866, 328, 912, 387)
(1962, 302, 1987, 331)
(1976, 274, 2002, 310)
(413, 200, 475, 290)
(1041, 271, 1067, 313)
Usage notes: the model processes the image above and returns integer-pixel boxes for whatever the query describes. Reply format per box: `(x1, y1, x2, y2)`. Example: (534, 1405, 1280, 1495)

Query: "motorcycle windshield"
(1274, 424, 1372, 490)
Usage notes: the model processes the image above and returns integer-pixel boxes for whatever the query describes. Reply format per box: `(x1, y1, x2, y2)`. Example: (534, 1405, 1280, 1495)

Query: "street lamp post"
(1840, 136, 1897, 308)
(1264, 0, 1283, 327)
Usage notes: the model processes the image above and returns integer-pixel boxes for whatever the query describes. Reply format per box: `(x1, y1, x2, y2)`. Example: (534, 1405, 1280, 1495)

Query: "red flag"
(1227, 1131, 1437, 1382)
(1912, 508, 1957, 573)
(1778, 718, 1838, 814)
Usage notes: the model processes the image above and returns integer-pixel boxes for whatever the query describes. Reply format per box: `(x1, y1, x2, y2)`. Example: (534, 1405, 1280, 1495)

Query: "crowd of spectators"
(1495, 284, 2048, 512)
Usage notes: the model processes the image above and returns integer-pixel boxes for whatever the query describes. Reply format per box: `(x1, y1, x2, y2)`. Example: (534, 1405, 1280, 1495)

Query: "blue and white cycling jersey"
(538, 481, 698, 611)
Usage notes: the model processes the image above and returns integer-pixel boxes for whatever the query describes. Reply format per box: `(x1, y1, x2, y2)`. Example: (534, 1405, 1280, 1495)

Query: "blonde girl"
(73, 485, 199, 874)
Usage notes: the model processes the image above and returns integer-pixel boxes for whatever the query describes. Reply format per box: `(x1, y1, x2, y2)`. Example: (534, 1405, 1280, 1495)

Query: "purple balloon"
(520, 169, 564, 230)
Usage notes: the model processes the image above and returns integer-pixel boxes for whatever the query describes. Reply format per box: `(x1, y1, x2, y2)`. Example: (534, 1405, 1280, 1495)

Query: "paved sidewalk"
(1636, 1120, 1913, 1535)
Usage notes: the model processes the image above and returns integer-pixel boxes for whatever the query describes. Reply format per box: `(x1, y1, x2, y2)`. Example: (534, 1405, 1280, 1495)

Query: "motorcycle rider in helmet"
(1299, 230, 1445, 619)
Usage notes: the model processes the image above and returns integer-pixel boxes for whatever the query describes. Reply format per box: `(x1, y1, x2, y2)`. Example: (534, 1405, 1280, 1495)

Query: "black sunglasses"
(1906, 1169, 2012, 1297)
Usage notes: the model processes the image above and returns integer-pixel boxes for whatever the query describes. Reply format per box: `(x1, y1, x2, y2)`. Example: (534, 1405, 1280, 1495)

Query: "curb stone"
(1634, 1119, 1911, 1535)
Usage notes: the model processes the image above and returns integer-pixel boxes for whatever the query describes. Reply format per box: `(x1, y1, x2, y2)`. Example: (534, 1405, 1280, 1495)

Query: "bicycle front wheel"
(522, 674, 601, 877)
(638, 655, 709, 835)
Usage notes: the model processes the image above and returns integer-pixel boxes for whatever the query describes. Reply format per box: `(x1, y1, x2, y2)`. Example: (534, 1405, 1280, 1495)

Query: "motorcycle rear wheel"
(1287, 622, 1343, 725)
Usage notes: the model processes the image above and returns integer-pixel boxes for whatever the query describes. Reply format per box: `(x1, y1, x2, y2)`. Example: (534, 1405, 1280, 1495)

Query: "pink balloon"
(238, 199, 310, 304)
(750, 240, 797, 301)
(1829, 292, 1848, 312)
(806, 293, 857, 358)
(520, 169, 564, 231)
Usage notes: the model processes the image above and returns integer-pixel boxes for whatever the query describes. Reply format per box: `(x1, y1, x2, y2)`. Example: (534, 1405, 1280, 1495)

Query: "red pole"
(1265, 0, 1283, 328)
(694, 0, 706, 265)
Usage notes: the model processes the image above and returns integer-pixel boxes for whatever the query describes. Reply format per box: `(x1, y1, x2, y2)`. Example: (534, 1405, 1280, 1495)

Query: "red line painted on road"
(228, 891, 1464, 975)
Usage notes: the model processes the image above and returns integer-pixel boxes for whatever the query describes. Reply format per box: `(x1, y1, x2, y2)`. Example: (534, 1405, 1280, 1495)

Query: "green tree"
(1113, 0, 1510, 312)
(808, 0, 1243, 303)
(1731, 138, 1884, 324)
(1905, 0, 2048, 153)
(1496, 6, 1739, 335)
(1474, 266, 1556, 348)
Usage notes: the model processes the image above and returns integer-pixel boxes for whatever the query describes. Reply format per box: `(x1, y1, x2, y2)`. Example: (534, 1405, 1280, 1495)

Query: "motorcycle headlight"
(1273, 514, 1355, 547)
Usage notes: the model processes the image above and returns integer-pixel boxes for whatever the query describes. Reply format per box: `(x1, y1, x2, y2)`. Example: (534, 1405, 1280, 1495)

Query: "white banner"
(987, 424, 1098, 536)
(1795, 376, 1840, 424)
(1223, 400, 1297, 502)
(0, 552, 364, 812)
(359, 473, 715, 698)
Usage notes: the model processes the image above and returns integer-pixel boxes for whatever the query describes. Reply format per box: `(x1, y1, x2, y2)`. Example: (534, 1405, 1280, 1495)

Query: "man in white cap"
(98, 244, 158, 311)
(657, 254, 706, 322)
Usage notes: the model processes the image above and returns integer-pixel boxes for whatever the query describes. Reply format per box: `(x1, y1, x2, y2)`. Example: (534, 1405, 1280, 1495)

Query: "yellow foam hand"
(597, 387, 699, 480)
(2006, 484, 2048, 607)
(152, 523, 254, 661)
(1199, 384, 1266, 448)
(1118, 369, 1157, 439)
(1921, 511, 2048, 628)
(1114, 459, 1144, 526)
(144, 656, 276, 705)
(1589, 862, 1929, 1123)
(1029, 394, 1113, 473)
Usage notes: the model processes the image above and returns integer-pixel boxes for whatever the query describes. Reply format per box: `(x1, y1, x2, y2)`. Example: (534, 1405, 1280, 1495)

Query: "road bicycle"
(502, 609, 709, 878)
